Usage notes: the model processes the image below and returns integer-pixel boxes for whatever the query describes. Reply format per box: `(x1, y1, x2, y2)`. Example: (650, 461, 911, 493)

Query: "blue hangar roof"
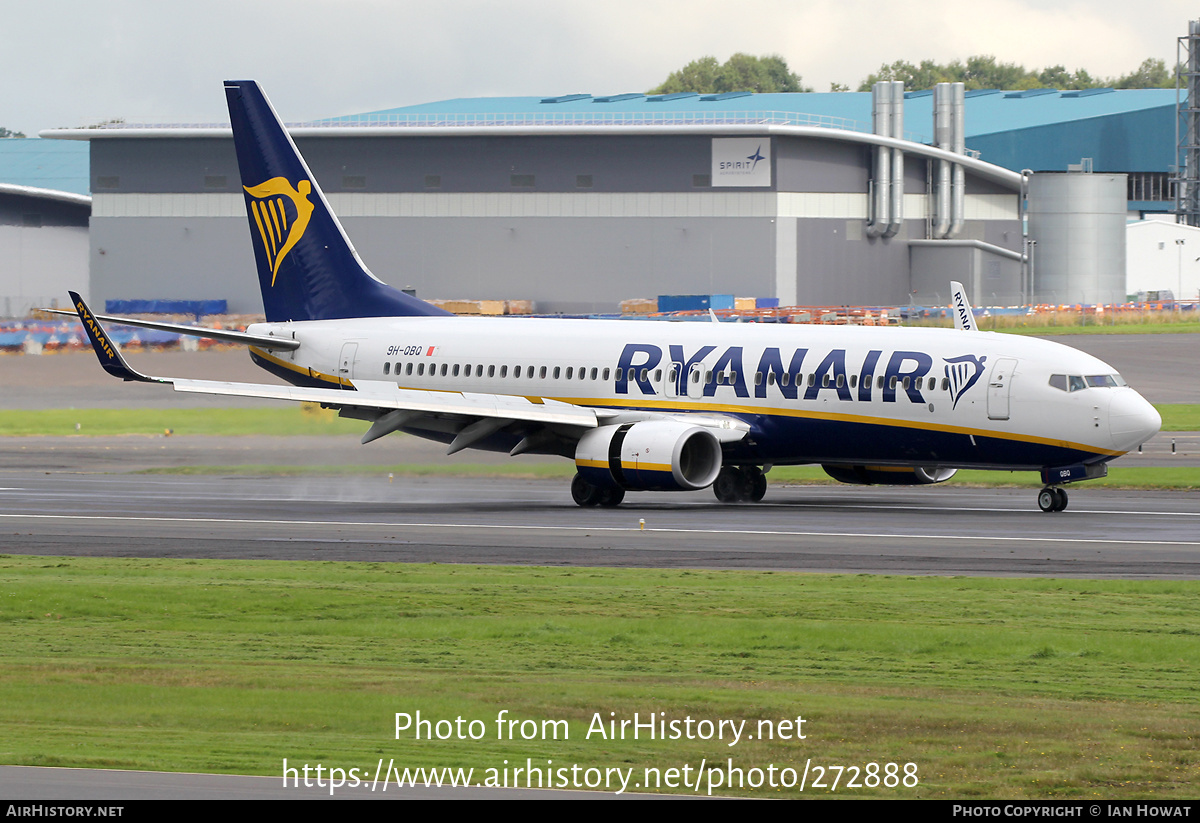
(328, 88, 1180, 174)
(0, 138, 89, 195)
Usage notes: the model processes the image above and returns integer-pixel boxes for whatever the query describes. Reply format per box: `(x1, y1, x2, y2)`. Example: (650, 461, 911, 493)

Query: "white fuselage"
(247, 316, 1160, 471)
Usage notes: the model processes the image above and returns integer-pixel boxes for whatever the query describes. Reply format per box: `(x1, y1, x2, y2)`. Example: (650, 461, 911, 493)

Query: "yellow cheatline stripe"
(577, 459, 672, 473)
(626, 463, 672, 473)
(242, 362, 1121, 459)
(387, 379, 468, 397)
(363, 379, 546, 405)
(536, 395, 1124, 458)
(249, 347, 350, 387)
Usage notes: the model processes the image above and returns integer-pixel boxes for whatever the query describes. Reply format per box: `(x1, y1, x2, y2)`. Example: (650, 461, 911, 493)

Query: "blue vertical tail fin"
(224, 80, 449, 322)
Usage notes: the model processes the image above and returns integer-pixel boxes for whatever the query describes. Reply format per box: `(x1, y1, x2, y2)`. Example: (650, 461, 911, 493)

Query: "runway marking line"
(3, 512, 1200, 548)
(5, 485, 1199, 519)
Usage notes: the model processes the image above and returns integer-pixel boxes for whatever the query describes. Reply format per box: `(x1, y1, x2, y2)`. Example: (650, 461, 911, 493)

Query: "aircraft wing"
(67, 292, 746, 453)
(170, 377, 600, 427)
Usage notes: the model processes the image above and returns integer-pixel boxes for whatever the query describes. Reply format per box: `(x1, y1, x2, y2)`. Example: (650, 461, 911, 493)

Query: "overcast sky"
(3, 0, 1196, 134)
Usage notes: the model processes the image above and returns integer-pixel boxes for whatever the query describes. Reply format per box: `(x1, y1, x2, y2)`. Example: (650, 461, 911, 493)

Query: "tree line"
(650, 53, 1178, 95)
(0, 55, 1175, 138)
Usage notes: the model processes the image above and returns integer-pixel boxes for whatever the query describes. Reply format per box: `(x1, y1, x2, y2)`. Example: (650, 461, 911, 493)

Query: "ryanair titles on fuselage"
(614, 342, 987, 407)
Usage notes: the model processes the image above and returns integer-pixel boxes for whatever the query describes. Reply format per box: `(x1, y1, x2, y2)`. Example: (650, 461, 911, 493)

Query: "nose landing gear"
(1037, 464, 1106, 512)
(1037, 486, 1068, 512)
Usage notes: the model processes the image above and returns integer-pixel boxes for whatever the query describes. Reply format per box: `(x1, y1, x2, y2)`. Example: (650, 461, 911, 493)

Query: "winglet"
(69, 291, 162, 383)
(949, 281, 978, 332)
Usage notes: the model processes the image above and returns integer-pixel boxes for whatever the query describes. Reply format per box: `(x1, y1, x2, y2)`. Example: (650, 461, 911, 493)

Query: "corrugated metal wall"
(86, 133, 1021, 313)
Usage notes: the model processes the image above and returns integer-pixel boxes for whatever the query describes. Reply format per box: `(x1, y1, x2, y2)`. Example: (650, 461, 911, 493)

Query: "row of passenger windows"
(384, 361, 609, 381)
(382, 360, 952, 392)
(1048, 373, 1127, 392)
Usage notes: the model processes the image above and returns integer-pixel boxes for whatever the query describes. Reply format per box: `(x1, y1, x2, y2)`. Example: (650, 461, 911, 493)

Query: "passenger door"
(987, 357, 1017, 420)
(338, 342, 358, 388)
(662, 362, 686, 399)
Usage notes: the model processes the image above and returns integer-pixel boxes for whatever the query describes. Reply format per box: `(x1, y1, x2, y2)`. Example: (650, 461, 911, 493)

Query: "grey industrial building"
(0, 184, 90, 317)
(36, 84, 1178, 313)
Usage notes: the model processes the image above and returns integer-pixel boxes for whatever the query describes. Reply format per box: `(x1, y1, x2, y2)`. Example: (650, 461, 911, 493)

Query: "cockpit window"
(1050, 373, 1126, 392)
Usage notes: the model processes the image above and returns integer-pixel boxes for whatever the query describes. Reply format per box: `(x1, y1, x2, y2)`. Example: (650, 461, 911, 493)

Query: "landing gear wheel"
(1037, 488, 1055, 512)
(713, 467, 741, 503)
(748, 470, 768, 503)
(713, 466, 768, 503)
(597, 487, 625, 507)
(1038, 487, 1068, 513)
(571, 473, 601, 507)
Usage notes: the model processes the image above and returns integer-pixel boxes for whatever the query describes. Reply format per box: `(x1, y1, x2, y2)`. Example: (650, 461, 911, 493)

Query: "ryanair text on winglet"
(76, 299, 117, 361)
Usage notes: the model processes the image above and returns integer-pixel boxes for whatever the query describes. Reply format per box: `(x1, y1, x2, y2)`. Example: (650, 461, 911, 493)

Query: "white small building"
(1126, 218, 1200, 302)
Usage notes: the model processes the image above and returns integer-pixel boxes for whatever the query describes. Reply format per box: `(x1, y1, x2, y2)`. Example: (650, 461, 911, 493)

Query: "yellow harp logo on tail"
(244, 177, 315, 286)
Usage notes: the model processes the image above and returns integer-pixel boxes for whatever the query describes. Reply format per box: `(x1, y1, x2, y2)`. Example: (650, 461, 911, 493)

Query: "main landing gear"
(1037, 486, 1069, 513)
(570, 466, 769, 507)
(713, 466, 768, 504)
(571, 473, 625, 507)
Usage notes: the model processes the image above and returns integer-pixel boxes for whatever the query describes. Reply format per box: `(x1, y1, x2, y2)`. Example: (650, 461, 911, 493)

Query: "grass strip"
(1003, 323, 1200, 335)
(133, 465, 1200, 489)
(906, 318, 1200, 335)
(1158, 405, 1200, 431)
(0, 557, 1196, 798)
(769, 466, 1200, 490)
(3, 404, 1198, 435)
(0, 406, 363, 437)
(134, 463, 577, 478)
(130, 463, 1200, 489)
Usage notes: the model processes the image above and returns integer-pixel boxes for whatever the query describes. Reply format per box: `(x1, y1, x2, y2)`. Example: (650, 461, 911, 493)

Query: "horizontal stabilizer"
(41, 306, 299, 350)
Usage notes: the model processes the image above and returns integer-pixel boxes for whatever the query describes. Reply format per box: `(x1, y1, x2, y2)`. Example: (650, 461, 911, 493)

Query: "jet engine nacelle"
(822, 465, 958, 486)
(575, 421, 723, 492)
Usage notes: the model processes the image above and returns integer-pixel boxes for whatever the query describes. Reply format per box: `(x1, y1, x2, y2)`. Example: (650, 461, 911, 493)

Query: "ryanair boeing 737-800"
(62, 81, 1162, 512)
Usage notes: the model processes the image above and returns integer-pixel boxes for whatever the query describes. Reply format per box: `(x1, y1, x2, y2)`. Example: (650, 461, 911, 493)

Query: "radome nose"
(1109, 389, 1162, 452)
